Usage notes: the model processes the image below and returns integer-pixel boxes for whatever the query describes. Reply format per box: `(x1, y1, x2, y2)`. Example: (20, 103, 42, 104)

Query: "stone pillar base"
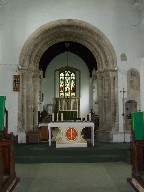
(96, 130, 113, 142)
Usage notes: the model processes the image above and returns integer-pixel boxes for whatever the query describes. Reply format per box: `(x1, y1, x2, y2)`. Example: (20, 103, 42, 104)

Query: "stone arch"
(18, 19, 118, 142)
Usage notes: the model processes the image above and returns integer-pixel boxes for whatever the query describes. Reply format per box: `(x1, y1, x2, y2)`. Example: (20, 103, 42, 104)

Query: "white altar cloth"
(47, 121, 94, 147)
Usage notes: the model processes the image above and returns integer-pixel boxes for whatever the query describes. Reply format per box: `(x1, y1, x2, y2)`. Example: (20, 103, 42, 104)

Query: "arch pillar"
(17, 70, 27, 132)
(32, 70, 40, 128)
(96, 69, 117, 142)
(25, 71, 34, 131)
(109, 70, 118, 130)
(18, 69, 40, 133)
(97, 72, 104, 130)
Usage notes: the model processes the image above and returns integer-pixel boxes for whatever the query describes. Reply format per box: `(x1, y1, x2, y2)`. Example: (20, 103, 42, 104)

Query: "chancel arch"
(18, 19, 118, 142)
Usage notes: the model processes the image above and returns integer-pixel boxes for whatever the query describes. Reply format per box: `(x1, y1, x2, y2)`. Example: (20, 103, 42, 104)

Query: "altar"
(47, 121, 94, 148)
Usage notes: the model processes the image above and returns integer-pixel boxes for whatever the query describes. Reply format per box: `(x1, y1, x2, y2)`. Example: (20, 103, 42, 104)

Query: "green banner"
(0, 96, 6, 132)
(131, 111, 144, 140)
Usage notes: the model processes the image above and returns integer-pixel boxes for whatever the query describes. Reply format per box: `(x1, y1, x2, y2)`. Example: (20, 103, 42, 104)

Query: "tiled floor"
(14, 162, 135, 192)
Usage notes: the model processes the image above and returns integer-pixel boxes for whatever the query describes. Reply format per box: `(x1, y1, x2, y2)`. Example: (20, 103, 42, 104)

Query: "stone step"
(14, 142, 131, 164)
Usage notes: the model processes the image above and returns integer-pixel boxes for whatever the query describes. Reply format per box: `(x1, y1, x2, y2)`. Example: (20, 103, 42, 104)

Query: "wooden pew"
(127, 112, 144, 191)
(0, 134, 20, 192)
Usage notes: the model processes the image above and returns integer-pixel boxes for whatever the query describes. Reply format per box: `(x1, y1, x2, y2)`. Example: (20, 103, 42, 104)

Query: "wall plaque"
(13, 75, 20, 91)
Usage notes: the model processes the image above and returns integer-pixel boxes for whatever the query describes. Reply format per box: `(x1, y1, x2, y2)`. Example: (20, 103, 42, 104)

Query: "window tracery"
(59, 69, 76, 97)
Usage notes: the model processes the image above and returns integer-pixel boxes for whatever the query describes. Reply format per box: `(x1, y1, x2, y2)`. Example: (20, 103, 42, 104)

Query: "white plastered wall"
(41, 52, 90, 115)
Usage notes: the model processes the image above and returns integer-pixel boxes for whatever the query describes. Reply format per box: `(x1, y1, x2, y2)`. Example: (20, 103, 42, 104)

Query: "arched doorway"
(18, 19, 118, 142)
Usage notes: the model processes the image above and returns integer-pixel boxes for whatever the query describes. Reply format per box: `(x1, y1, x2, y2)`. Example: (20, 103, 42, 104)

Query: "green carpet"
(14, 142, 134, 192)
(14, 162, 134, 192)
(14, 142, 131, 164)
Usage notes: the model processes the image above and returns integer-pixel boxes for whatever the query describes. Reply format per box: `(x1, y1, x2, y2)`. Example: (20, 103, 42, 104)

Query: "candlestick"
(85, 114, 87, 121)
(89, 113, 91, 121)
(61, 113, 63, 121)
(52, 113, 54, 122)
(57, 113, 58, 122)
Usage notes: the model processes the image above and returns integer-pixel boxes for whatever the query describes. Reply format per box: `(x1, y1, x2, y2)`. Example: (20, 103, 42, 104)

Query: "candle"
(77, 112, 78, 118)
(52, 113, 54, 122)
(89, 113, 91, 121)
(61, 113, 63, 121)
(85, 114, 87, 121)
(57, 113, 58, 122)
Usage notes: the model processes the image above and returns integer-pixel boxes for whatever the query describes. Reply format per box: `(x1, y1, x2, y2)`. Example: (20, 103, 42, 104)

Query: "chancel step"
(15, 142, 131, 164)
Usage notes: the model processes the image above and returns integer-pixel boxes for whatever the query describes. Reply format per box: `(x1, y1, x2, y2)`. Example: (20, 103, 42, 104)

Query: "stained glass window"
(60, 69, 76, 97)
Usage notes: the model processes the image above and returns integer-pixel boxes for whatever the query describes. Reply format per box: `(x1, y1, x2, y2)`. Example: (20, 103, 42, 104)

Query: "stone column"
(17, 71, 23, 131)
(96, 71, 104, 129)
(18, 70, 27, 131)
(89, 77, 93, 111)
(32, 70, 40, 128)
(26, 71, 33, 132)
(103, 71, 111, 131)
(96, 69, 117, 142)
(109, 71, 116, 129)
